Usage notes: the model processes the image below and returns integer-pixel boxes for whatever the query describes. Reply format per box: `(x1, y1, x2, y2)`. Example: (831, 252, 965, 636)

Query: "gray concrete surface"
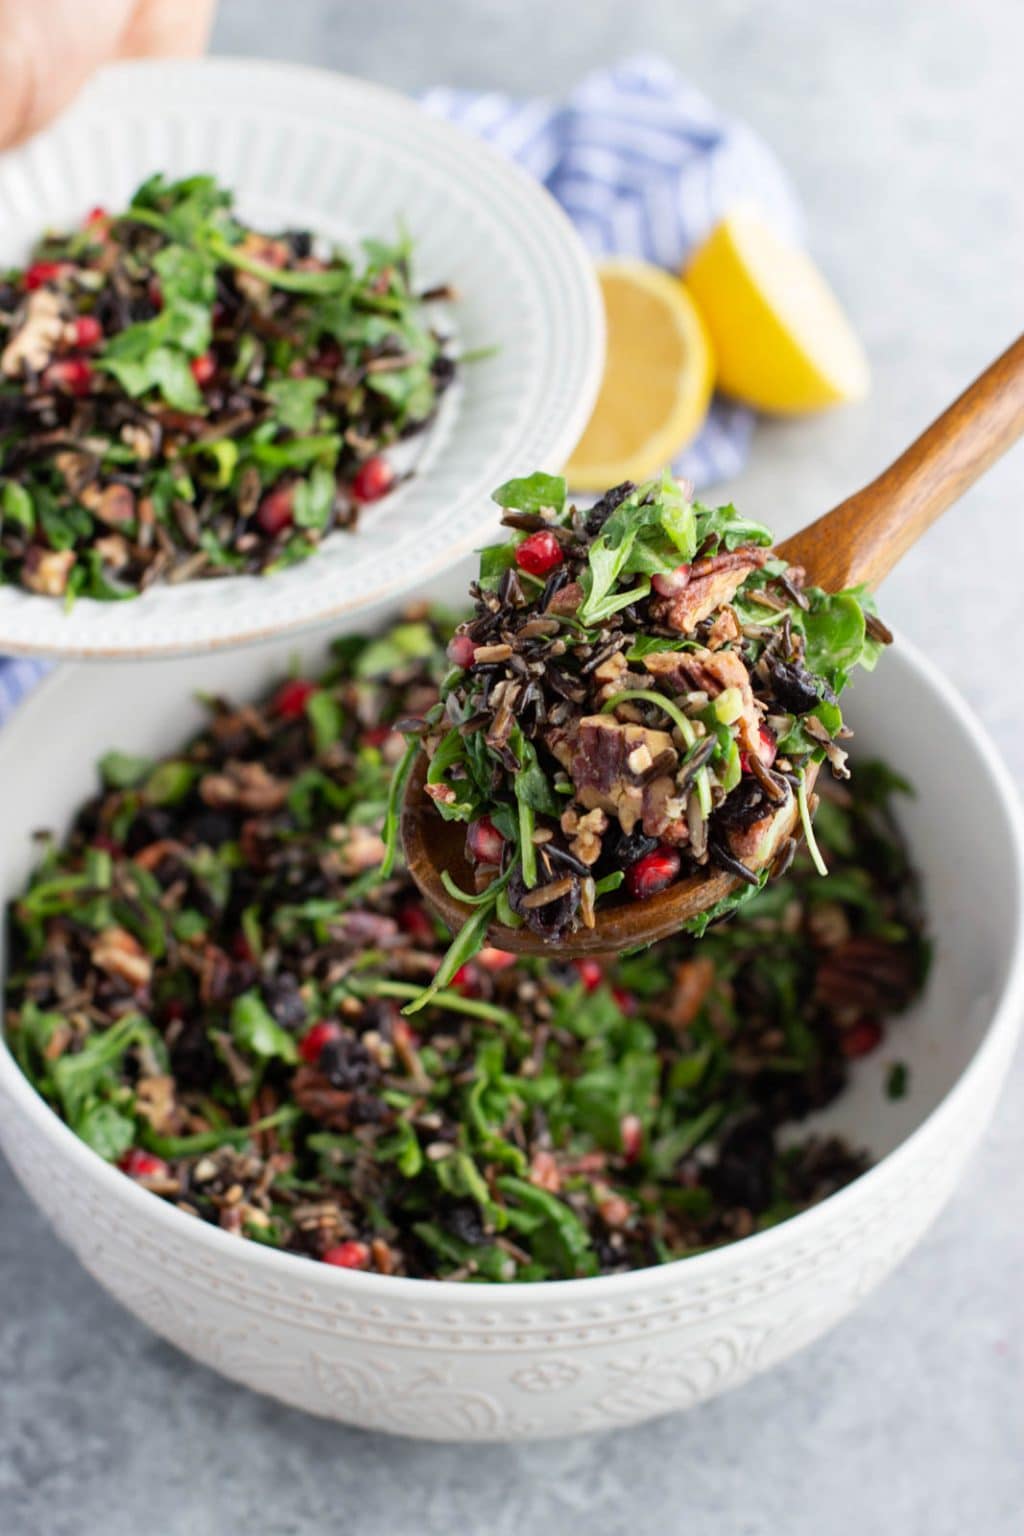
(3, 1, 1023, 1532)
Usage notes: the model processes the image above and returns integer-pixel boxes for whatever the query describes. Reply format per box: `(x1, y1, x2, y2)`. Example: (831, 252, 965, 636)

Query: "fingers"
(0, 0, 131, 149)
(118, 0, 217, 59)
(0, 0, 216, 151)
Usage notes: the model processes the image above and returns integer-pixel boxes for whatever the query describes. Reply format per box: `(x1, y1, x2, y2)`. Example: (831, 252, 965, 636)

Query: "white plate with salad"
(0, 57, 603, 657)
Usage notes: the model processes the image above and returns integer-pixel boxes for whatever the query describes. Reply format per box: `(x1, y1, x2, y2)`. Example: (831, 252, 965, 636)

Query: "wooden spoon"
(403, 334, 1024, 955)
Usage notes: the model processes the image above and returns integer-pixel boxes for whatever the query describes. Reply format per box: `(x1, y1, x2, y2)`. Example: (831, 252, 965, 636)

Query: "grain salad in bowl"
(0, 174, 455, 602)
(396, 473, 891, 990)
(5, 610, 925, 1282)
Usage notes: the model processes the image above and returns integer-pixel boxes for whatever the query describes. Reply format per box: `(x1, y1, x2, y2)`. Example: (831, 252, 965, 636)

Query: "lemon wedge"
(684, 207, 869, 413)
(565, 259, 714, 490)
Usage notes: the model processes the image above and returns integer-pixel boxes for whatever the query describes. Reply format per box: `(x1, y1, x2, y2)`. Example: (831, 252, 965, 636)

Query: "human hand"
(0, 0, 216, 148)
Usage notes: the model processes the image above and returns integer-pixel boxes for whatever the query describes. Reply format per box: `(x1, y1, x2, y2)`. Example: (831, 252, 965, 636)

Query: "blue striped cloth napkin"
(423, 53, 802, 487)
(0, 55, 801, 725)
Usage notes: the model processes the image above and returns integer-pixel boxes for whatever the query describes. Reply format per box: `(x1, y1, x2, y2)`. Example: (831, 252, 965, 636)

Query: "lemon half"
(565, 259, 714, 491)
(684, 207, 870, 413)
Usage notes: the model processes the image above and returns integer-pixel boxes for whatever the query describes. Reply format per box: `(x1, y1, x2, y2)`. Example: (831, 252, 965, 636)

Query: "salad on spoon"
(391, 470, 887, 1001)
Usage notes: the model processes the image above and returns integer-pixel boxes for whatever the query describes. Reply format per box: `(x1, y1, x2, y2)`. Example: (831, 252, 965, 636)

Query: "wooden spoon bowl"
(403, 334, 1024, 955)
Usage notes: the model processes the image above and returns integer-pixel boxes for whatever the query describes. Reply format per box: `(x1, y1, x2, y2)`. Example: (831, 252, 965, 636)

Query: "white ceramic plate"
(0, 603, 1021, 1439)
(0, 58, 603, 658)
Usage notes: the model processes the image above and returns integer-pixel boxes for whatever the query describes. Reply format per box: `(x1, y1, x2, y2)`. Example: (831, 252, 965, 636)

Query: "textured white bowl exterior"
(0, 59, 604, 658)
(1, 626, 1021, 1441)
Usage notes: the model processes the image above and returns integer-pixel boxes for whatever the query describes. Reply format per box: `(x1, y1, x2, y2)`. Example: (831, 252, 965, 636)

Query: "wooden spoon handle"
(777, 333, 1024, 592)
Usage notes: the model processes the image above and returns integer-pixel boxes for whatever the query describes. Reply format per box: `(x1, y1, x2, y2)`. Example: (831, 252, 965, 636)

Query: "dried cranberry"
(72, 315, 103, 349)
(515, 530, 563, 577)
(319, 1034, 379, 1090)
(298, 1020, 342, 1064)
(118, 1148, 168, 1180)
(652, 563, 691, 597)
(574, 958, 604, 992)
(256, 484, 295, 537)
(466, 815, 504, 865)
(443, 1200, 486, 1246)
(446, 633, 477, 669)
(351, 455, 394, 502)
(271, 678, 317, 718)
(841, 1018, 884, 1058)
(190, 351, 216, 385)
(322, 1241, 370, 1270)
(263, 972, 307, 1032)
(625, 845, 680, 901)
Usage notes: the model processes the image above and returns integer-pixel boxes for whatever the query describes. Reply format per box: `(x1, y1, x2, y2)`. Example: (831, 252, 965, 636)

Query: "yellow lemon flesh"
(684, 207, 870, 413)
(565, 259, 714, 491)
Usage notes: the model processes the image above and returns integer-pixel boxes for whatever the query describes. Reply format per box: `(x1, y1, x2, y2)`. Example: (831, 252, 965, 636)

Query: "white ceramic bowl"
(0, 59, 603, 658)
(1, 607, 1021, 1441)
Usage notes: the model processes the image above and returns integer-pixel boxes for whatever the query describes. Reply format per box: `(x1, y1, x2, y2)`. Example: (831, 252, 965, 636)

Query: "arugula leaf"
(305, 688, 343, 755)
(491, 472, 566, 515)
(99, 750, 153, 789)
(100, 346, 202, 412)
(266, 377, 327, 434)
(230, 991, 299, 1064)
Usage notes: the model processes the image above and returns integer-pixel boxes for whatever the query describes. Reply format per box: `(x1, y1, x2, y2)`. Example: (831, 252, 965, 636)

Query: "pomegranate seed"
(299, 1020, 342, 1065)
(190, 351, 216, 385)
(361, 724, 393, 748)
(119, 1148, 168, 1179)
(271, 677, 317, 719)
(466, 815, 505, 865)
(396, 901, 435, 943)
(72, 315, 103, 349)
(446, 633, 477, 669)
(230, 932, 255, 964)
(612, 986, 638, 1016)
(478, 946, 517, 972)
(84, 205, 108, 226)
(740, 726, 779, 775)
(351, 455, 394, 502)
(322, 1240, 370, 1270)
(515, 530, 563, 577)
(44, 358, 93, 396)
(256, 484, 295, 537)
(450, 964, 481, 997)
(24, 260, 68, 291)
(625, 845, 681, 901)
(841, 1018, 883, 1059)
(574, 958, 604, 992)
(620, 1113, 644, 1164)
(652, 563, 691, 597)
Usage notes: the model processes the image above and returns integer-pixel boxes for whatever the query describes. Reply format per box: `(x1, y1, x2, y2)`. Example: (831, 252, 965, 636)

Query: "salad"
(0, 174, 455, 601)
(5, 611, 925, 1282)
(398, 473, 891, 993)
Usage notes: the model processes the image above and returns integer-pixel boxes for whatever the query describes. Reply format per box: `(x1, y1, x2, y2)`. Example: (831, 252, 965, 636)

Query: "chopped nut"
(91, 926, 152, 988)
(21, 547, 75, 596)
(199, 761, 287, 813)
(1, 288, 65, 376)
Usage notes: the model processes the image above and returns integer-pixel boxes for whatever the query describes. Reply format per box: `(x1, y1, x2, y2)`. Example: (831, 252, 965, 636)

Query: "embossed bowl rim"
(1, 630, 1022, 1303)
